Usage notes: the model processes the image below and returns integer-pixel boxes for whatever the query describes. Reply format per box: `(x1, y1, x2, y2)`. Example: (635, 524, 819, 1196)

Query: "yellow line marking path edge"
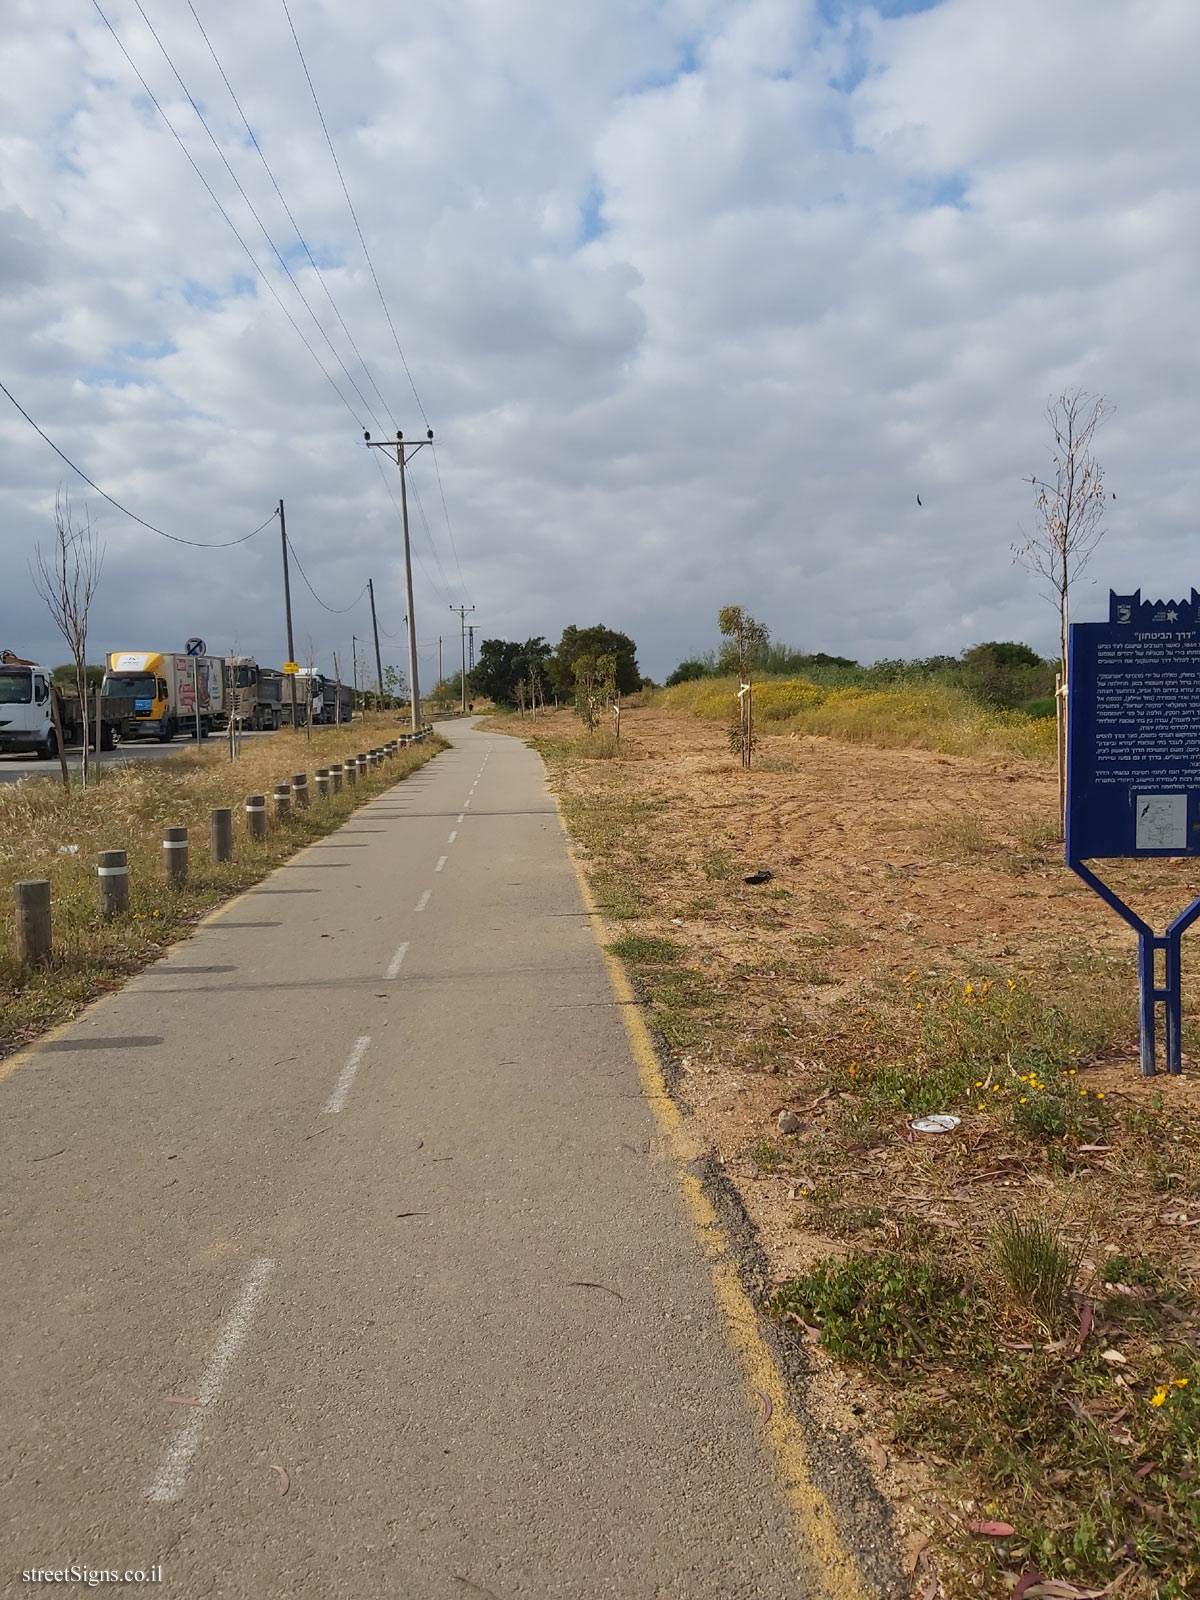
(559, 808, 908, 1600)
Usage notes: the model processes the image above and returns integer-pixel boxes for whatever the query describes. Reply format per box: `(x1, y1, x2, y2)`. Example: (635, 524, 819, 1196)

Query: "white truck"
(0, 652, 132, 758)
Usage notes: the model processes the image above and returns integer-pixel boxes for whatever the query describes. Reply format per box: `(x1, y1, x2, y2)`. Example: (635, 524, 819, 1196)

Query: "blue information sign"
(1066, 590, 1200, 1076)
(1067, 589, 1200, 860)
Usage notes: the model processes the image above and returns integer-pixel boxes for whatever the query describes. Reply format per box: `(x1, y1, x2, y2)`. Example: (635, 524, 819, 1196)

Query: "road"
(0, 723, 873, 1599)
(0, 731, 274, 783)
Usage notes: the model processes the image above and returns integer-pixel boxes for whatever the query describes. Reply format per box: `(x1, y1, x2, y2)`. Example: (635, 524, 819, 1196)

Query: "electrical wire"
(125, 0, 385, 433)
(90, 0, 366, 431)
(0, 377, 276, 547)
(278, 0, 472, 607)
(368, 450, 454, 610)
(285, 536, 369, 614)
(279, 0, 427, 429)
(429, 442, 468, 596)
(184, 0, 396, 431)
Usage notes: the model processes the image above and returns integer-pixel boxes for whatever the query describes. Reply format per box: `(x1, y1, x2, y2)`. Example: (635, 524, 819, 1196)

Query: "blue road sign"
(1067, 589, 1200, 1074)
(185, 638, 205, 657)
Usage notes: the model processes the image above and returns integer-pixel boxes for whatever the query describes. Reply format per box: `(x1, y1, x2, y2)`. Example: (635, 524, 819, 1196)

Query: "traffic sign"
(185, 638, 206, 656)
(283, 662, 299, 674)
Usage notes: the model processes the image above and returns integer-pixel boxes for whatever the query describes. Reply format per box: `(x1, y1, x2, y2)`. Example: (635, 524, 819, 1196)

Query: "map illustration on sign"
(1135, 794, 1187, 850)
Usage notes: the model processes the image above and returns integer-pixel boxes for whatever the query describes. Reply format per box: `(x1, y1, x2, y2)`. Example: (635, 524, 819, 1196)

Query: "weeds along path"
(497, 704, 1200, 1600)
(0, 718, 446, 1059)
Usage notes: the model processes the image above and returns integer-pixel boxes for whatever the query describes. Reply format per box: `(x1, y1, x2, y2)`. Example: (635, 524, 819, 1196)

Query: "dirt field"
(498, 703, 1200, 1600)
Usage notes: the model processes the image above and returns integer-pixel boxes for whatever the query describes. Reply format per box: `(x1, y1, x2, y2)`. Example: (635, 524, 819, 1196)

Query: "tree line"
(467, 624, 642, 708)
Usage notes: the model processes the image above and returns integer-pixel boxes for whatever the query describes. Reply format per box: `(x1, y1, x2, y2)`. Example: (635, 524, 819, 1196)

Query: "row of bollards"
(11, 731, 431, 965)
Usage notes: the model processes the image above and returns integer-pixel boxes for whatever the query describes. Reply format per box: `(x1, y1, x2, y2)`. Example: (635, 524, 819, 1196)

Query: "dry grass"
(657, 675, 1058, 761)
(0, 718, 446, 1057)
(491, 702, 1200, 1600)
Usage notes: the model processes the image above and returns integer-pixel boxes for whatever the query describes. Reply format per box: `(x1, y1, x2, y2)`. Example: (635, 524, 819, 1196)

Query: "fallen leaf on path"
(395, 1212, 428, 1219)
(752, 1388, 773, 1424)
(864, 1437, 889, 1472)
(1100, 1348, 1128, 1365)
(965, 1519, 1015, 1536)
(920, 1576, 939, 1600)
(270, 1463, 290, 1496)
(1134, 1461, 1158, 1479)
(1012, 1569, 1046, 1600)
(31, 1148, 66, 1162)
(566, 1281, 624, 1301)
(901, 1532, 930, 1575)
(165, 1396, 204, 1407)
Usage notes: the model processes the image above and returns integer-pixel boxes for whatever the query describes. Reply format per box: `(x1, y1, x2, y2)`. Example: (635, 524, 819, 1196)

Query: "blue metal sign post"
(1066, 590, 1200, 1075)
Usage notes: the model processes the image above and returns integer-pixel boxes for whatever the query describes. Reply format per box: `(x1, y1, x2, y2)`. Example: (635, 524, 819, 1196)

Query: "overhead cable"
(125, 0, 384, 432)
(288, 537, 371, 611)
(90, 0, 367, 431)
(279, 0, 427, 428)
(184, 0, 396, 430)
(0, 377, 275, 547)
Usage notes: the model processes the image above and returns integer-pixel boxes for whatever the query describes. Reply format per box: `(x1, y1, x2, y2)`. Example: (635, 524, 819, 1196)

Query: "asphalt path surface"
(0, 723, 833, 1599)
(0, 731, 273, 783)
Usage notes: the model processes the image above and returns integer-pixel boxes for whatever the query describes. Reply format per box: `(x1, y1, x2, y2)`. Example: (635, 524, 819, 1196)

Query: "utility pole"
(468, 624, 476, 674)
(279, 499, 296, 728)
(364, 428, 432, 734)
(351, 633, 358, 720)
(450, 604, 475, 714)
(367, 578, 385, 709)
(438, 635, 443, 691)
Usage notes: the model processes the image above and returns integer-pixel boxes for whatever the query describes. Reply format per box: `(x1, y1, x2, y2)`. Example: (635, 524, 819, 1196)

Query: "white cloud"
(1, 0, 1198, 686)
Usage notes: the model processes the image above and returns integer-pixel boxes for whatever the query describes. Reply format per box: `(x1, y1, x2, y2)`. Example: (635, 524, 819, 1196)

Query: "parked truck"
(282, 669, 352, 726)
(227, 656, 284, 731)
(0, 652, 131, 757)
(100, 651, 228, 742)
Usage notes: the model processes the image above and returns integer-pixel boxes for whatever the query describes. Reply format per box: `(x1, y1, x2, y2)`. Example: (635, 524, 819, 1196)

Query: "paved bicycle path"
(0, 723, 842, 1599)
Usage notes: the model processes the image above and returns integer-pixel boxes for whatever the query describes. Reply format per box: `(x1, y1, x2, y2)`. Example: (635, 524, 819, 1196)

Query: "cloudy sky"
(2, 0, 1198, 686)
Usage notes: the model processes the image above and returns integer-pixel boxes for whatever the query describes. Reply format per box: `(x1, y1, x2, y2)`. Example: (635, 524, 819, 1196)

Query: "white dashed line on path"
(385, 942, 409, 979)
(447, 830, 457, 844)
(323, 1035, 371, 1115)
(456, 813, 465, 823)
(435, 856, 447, 872)
(146, 1256, 277, 1505)
(416, 890, 432, 913)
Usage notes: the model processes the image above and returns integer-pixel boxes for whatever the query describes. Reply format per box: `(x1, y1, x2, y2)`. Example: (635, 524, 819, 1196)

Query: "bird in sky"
(916, 493, 922, 506)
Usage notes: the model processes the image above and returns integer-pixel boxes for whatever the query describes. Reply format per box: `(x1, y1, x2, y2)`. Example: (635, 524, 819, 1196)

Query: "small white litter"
(57, 845, 79, 856)
(910, 1114, 960, 1134)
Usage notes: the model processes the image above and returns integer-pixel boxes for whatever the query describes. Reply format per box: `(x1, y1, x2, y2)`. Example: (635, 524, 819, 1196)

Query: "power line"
(0, 377, 275, 547)
(125, 0, 385, 432)
(90, 0, 366, 431)
(279, 0, 427, 428)
(285, 535, 368, 614)
(277, 0, 472, 612)
(429, 443, 468, 596)
(368, 450, 454, 610)
(184, 0, 397, 432)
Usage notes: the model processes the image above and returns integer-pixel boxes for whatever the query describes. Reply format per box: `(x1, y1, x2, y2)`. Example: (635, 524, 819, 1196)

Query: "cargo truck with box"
(100, 651, 228, 742)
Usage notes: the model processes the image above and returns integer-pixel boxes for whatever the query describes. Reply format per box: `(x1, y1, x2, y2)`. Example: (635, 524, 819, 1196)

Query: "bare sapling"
(1013, 390, 1110, 824)
(31, 487, 104, 788)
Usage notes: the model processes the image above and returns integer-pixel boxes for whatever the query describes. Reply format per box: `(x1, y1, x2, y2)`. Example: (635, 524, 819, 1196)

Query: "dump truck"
(227, 656, 284, 731)
(0, 652, 131, 757)
(282, 669, 352, 726)
(101, 651, 228, 742)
